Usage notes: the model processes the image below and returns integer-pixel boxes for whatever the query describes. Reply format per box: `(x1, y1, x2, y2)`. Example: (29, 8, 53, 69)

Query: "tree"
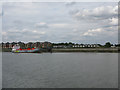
(104, 42, 111, 48)
(97, 44, 102, 47)
(69, 42, 72, 44)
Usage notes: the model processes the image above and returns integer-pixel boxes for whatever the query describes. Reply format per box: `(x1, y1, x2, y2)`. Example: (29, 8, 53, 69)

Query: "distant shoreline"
(52, 48, 119, 53)
(1, 48, 119, 53)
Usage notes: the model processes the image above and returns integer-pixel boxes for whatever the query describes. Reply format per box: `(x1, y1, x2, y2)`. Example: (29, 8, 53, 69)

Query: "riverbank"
(1, 48, 12, 52)
(52, 48, 119, 53)
(1, 48, 119, 53)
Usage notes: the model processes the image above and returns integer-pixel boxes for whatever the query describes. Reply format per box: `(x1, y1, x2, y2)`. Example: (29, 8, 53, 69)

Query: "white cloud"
(109, 17, 118, 25)
(32, 30, 46, 35)
(35, 22, 46, 26)
(65, 1, 76, 6)
(72, 29, 78, 32)
(73, 5, 118, 20)
(2, 28, 47, 42)
(35, 22, 70, 29)
(83, 28, 103, 36)
(49, 23, 70, 28)
(2, 2, 118, 44)
(2, 32, 7, 36)
(35, 22, 48, 28)
(83, 26, 117, 37)
(1, 0, 119, 2)
(0, 9, 2, 16)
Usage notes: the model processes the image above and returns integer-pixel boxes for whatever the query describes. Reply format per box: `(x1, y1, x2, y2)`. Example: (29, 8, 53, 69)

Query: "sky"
(1, 2, 118, 44)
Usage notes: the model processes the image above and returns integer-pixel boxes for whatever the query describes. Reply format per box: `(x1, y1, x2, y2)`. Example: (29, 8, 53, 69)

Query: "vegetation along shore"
(1, 41, 120, 53)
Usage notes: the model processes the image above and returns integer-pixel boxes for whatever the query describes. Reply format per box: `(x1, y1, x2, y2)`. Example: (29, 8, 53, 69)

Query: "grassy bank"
(52, 48, 119, 53)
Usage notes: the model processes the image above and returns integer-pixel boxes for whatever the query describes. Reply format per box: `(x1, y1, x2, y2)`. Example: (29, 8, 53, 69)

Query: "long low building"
(53, 44, 101, 48)
(72, 44, 100, 48)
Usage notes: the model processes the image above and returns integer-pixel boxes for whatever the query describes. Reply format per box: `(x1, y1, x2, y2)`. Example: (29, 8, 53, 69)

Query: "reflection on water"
(3, 52, 118, 88)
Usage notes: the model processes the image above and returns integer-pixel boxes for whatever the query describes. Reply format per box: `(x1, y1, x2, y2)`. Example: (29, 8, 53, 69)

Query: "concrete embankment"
(52, 48, 119, 53)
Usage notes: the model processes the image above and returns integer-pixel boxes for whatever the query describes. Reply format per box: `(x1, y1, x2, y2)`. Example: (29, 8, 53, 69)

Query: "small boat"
(12, 44, 40, 53)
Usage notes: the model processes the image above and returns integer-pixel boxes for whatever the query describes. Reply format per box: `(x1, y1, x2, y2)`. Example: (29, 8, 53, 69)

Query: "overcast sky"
(1, 2, 118, 44)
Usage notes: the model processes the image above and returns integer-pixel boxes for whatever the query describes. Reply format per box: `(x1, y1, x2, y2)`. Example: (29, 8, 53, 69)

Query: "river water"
(2, 52, 118, 88)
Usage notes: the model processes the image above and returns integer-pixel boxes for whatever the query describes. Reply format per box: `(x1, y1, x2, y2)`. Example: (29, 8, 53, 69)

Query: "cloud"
(2, 28, 47, 42)
(109, 17, 118, 26)
(2, 2, 118, 44)
(35, 22, 70, 29)
(32, 30, 46, 35)
(65, 1, 76, 6)
(49, 23, 70, 28)
(83, 28, 103, 36)
(72, 5, 118, 20)
(83, 26, 117, 37)
(0, 8, 3, 17)
(2, 32, 7, 36)
(35, 22, 48, 28)
(72, 29, 78, 32)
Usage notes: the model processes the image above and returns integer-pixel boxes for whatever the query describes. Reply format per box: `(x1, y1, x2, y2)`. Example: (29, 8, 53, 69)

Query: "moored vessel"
(12, 44, 40, 53)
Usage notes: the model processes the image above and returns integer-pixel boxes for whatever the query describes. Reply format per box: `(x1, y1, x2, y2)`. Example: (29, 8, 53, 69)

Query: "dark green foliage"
(104, 42, 112, 48)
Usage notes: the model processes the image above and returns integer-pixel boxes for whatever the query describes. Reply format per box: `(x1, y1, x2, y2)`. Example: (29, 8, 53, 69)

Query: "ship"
(12, 44, 40, 53)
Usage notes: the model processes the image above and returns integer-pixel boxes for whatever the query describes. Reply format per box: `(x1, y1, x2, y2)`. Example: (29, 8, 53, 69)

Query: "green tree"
(104, 42, 111, 48)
